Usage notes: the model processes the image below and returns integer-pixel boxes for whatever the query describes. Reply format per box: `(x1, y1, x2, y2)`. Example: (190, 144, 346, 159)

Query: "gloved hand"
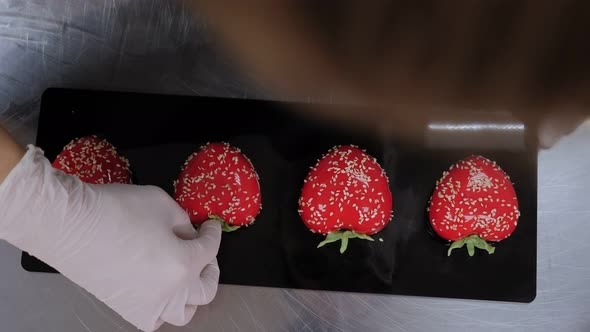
(0, 146, 222, 332)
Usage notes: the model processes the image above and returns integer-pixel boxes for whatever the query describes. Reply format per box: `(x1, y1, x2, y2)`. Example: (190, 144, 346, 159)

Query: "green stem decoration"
(318, 230, 375, 254)
(448, 234, 496, 256)
(208, 214, 240, 232)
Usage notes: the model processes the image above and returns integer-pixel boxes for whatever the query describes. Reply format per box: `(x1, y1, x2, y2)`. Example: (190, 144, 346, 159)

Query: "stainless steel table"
(1, 1, 589, 331)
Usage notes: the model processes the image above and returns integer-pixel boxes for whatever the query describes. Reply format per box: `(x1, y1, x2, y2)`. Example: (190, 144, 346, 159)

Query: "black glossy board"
(22, 88, 537, 303)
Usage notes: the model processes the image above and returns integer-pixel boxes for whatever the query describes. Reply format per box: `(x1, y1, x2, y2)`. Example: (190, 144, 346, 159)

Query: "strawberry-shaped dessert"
(174, 142, 262, 232)
(298, 145, 393, 253)
(52, 135, 131, 184)
(429, 155, 520, 256)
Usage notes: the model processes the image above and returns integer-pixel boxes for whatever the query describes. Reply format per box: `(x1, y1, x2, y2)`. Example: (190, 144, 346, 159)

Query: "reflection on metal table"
(0, 1, 589, 331)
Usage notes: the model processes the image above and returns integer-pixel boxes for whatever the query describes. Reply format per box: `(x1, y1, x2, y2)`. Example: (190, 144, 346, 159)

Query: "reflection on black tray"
(22, 88, 537, 303)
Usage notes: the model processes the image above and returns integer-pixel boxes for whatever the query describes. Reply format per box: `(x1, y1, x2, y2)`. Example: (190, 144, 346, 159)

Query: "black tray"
(22, 88, 537, 303)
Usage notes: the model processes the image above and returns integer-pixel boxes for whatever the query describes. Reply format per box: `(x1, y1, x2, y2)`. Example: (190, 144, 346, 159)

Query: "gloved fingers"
(173, 223, 198, 240)
(196, 220, 222, 250)
(143, 185, 193, 228)
(188, 259, 220, 306)
(141, 317, 165, 332)
(159, 289, 198, 327)
(170, 205, 193, 228)
(184, 220, 221, 266)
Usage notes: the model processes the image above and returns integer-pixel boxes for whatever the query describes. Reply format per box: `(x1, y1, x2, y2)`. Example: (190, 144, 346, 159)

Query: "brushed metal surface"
(0, 1, 589, 331)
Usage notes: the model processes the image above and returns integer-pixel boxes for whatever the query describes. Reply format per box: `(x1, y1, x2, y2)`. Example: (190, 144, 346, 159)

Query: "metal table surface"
(0, 1, 589, 331)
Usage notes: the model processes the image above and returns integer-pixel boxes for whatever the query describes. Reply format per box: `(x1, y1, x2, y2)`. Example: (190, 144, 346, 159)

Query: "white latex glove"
(0, 146, 222, 332)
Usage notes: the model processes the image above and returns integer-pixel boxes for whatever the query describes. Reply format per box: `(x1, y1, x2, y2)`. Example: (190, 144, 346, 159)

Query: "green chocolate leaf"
(317, 231, 375, 253)
(208, 214, 223, 222)
(354, 233, 375, 242)
(448, 238, 467, 256)
(317, 232, 342, 248)
(448, 235, 496, 256)
(466, 241, 475, 256)
(472, 236, 496, 255)
(221, 223, 241, 232)
(340, 235, 349, 254)
(209, 215, 240, 232)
